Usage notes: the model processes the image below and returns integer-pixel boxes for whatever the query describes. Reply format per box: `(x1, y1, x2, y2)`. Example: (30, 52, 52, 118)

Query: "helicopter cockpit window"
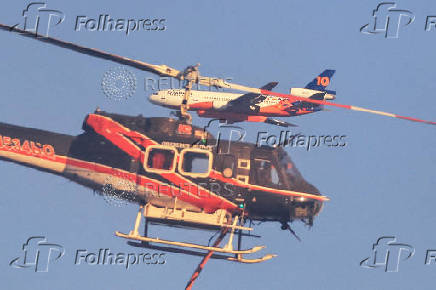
(144, 146, 177, 173)
(179, 149, 212, 178)
(252, 159, 281, 187)
(279, 154, 302, 179)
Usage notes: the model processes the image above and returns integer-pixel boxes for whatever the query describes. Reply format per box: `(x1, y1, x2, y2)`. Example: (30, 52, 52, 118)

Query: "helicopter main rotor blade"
(197, 75, 435, 126)
(0, 23, 183, 78)
(1, 23, 435, 126)
(257, 89, 436, 126)
(0, 23, 261, 92)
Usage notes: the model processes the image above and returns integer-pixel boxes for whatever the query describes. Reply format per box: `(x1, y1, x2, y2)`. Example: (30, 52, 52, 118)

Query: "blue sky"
(0, 0, 435, 289)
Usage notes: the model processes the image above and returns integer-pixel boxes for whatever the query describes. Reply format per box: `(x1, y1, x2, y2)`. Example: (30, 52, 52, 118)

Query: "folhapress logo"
(196, 119, 247, 154)
(360, 2, 414, 38)
(8, 2, 166, 37)
(360, 236, 414, 272)
(75, 15, 166, 35)
(9, 236, 65, 272)
(11, 2, 65, 36)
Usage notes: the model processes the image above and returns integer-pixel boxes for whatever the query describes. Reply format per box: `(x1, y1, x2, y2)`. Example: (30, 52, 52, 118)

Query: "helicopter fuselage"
(0, 111, 326, 226)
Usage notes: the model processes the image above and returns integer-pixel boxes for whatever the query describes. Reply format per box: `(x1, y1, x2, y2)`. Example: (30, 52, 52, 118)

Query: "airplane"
(149, 70, 337, 127)
(0, 23, 434, 128)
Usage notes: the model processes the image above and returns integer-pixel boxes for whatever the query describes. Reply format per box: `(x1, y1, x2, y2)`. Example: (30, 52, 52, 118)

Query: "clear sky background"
(0, 0, 435, 289)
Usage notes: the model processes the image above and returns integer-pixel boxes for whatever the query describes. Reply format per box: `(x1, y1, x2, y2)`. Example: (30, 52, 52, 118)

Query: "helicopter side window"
(144, 146, 177, 173)
(271, 166, 280, 185)
(179, 149, 212, 178)
(252, 159, 281, 187)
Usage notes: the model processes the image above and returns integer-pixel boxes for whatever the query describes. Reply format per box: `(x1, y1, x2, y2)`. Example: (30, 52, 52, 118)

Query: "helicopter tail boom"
(0, 122, 74, 176)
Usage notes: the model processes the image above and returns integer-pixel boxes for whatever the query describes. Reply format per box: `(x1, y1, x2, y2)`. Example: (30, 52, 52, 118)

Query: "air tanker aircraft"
(150, 70, 336, 127)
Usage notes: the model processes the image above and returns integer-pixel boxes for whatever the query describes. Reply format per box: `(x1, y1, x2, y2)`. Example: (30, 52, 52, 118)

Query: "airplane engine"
(212, 101, 228, 110)
(290, 88, 336, 100)
(188, 102, 213, 110)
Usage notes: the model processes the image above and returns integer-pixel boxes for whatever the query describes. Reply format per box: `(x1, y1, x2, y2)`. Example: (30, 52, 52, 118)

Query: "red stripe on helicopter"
(85, 114, 237, 210)
(209, 170, 329, 202)
(259, 89, 436, 125)
(0, 145, 236, 212)
(86, 114, 329, 203)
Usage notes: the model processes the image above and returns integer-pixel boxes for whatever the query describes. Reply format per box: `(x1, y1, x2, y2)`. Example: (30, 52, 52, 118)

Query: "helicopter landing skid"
(115, 231, 263, 255)
(115, 205, 275, 262)
(127, 241, 275, 264)
(227, 254, 277, 263)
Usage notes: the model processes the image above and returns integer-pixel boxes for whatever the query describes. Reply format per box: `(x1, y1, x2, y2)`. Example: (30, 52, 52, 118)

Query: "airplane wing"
(224, 92, 266, 111)
(222, 83, 277, 111)
(1, 23, 435, 126)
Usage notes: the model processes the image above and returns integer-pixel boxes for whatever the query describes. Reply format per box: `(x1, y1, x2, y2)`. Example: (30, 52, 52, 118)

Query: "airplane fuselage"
(149, 89, 322, 118)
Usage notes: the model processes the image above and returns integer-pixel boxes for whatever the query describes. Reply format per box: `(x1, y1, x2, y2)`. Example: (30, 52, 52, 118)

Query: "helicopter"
(0, 23, 434, 127)
(0, 22, 328, 288)
(0, 110, 327, 263)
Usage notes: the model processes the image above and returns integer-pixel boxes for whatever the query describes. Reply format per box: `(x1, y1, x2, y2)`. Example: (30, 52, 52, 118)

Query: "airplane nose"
(149, 92, 160, 104)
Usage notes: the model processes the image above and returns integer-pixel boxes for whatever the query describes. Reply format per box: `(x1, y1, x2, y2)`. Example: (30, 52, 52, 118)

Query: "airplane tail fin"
(305, 69, 336, 92)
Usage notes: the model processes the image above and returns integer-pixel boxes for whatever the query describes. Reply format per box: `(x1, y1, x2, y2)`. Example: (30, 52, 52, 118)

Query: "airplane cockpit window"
(144, 146, 176, 173)
(179, 149, 212, 178)
(252, 159, 281, 188)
